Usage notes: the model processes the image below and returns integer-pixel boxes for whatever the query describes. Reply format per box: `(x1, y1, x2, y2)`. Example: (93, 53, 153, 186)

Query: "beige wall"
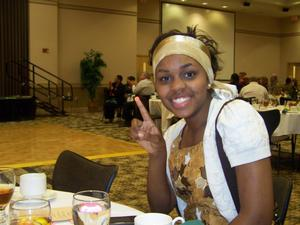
(30, 0, 137, 84)
(236, 13, 280, 33)
(235, 33, 280, 77)
(137, 0, 160, 76)
(58, 6, 137, 85)
(235, 13, 281, 79)
(29, 1, 58, 77)
(235, 13, 300, 83)
(280, 18, 300, 79)
(29, 0, 137, 109)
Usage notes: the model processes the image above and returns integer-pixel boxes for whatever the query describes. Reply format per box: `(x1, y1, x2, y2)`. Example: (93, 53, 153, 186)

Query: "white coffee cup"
(134, 213, 185, 225)
(20, 173, 46, 199)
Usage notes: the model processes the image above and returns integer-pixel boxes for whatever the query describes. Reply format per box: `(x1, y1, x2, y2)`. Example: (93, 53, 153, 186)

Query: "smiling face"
(155, 54, 211, 121)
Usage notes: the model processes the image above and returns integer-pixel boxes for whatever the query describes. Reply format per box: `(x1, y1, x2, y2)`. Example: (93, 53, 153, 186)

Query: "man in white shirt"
(133, 72, 155, 96)
(240, 77, 269, 102)
(133, 72, 155, 120)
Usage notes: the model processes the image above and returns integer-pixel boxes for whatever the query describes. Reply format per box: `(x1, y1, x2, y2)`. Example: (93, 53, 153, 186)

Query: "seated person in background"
(122, 75, 137, 125)
(282, 77, 298, 100)
(124, 75, 136, 101)
(133, 72, 155, 96)
(269, 75, 282, 96)
(229, 73, 241, 93)
(258, 76, 269, 91)
(103, 75, 125, 122)
(133, 72, 155, 120)
(238, 71, 247, 90)
(240, 76, 269, 103)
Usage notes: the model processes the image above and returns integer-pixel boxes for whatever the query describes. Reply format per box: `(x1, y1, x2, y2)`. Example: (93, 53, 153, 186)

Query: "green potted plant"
(80, 49, 107, 111)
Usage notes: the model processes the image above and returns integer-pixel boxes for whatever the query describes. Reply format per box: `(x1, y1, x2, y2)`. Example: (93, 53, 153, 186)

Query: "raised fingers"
(135, 97, 152, 122)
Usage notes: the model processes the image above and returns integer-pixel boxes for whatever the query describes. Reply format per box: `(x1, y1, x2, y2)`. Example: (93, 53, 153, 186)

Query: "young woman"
(130, 27, 273, 225)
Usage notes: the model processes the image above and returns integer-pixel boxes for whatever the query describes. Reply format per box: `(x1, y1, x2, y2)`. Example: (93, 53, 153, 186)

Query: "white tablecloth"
(255, 105, 300, 136)
(274, 112, 300, 136)
(12, 188, 143, 225)
(149, 98, 174, 133)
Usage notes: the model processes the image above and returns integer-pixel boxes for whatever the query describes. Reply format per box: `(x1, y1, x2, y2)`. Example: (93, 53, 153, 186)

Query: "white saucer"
(12, 190, 57, 201)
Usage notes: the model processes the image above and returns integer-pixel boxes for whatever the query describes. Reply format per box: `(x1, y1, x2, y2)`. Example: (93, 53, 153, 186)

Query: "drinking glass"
(72, 190, 110, 225)
(10, 199, 51, 225)
(0, 167, 15, 225)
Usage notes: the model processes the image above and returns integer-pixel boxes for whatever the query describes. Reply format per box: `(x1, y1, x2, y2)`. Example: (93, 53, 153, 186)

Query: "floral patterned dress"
(169, 135, 228, 225)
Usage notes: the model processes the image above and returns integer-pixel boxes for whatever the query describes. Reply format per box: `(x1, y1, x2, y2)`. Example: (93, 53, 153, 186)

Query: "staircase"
(5, 60, 73, 115)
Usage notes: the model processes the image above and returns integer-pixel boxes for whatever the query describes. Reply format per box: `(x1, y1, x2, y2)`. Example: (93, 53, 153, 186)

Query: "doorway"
(287, 63, 300, 82)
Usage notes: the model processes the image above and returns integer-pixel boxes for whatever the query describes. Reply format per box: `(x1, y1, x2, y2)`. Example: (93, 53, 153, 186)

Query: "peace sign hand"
(130, 97, 166, 155)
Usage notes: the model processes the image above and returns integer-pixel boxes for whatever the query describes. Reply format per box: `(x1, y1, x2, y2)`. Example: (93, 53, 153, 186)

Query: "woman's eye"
(159, 75, 171, 82)
(183, 71, 196, 79)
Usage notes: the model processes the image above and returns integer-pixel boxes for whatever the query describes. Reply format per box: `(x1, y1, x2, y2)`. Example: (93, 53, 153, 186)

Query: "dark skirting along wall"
(0, 0, 29, 97)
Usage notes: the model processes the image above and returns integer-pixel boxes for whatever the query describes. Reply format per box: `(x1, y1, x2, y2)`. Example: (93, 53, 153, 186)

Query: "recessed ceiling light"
(202, 2, 208, 5)
(222, 5, 228, 8)
(181, 0, 186, 2)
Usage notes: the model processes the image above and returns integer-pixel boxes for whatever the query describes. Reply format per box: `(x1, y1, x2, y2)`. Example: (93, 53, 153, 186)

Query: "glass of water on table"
(10, 199, 51, 225)
(72, 190, 110, 225)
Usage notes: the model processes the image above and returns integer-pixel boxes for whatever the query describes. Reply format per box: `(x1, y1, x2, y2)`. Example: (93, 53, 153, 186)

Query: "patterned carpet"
(12, 112, 300, 224)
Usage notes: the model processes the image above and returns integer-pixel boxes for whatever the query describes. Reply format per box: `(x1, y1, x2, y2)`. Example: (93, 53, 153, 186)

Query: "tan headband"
(152, 35, 214, 84)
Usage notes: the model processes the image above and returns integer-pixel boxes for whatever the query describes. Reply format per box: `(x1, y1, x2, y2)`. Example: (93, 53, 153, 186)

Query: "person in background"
(238, 72, 247, 90)
(124, 75, 136, 100)
(240, 76, 269, 103)
(122, 75, 137, 126)
(131, 26, 273, 225)
(133, 72, 155, 96)
(229, 73, 241, 93)
(258, 76, 269, 91)
(282, 77, 298, 100)
(133, 72, 155, 120)
(269, 75, 281, 96)
(103, 75, 125, 122)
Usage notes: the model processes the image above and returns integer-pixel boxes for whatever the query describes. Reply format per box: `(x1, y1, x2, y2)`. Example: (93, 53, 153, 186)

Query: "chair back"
(258, 109, 280, 138)
(236, 96, 256, 104)
(52, 150, 118, 193)
(273, 176, 293, 225)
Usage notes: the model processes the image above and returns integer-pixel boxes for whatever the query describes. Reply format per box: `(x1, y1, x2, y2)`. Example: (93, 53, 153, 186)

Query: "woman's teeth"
(173, 97, 190, 104)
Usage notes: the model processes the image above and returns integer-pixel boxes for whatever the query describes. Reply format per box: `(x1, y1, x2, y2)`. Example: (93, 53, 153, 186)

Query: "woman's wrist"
(148, 148, 167, 161)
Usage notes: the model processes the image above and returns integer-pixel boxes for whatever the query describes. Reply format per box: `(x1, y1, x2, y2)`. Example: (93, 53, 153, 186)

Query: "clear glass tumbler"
(72, 190, 110, 225)
(10, 199, 51, 225)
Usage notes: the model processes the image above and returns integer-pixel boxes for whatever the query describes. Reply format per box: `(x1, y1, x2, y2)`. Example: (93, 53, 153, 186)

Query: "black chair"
(258, 110, 283, 172)
(258, 109, 281, 139)
(279, 97, 292, 105)
(52, 150, 118, 193)
(273, 176, 293, 225)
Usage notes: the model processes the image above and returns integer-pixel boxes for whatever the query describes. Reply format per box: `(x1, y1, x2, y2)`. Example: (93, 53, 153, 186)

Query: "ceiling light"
(202, 2, 208, 5)
(222, 5, 228, 8)
(181, 0, 186, 2)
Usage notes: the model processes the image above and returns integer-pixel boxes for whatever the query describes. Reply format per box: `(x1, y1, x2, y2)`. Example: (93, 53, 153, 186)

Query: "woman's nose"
(171, 77, 185, 91)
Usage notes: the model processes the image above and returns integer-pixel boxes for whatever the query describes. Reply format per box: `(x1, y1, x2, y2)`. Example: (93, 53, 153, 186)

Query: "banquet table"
(12, 188, 143, 225)
(256, 105, 300, 169)
(255, 105, 300, 135)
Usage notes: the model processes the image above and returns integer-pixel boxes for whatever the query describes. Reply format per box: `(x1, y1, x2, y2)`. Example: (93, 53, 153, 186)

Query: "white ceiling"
(162, 0, 300, 18)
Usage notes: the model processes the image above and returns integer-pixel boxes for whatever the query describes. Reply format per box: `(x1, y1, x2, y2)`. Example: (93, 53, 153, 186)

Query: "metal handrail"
(5, 60, 73, 114)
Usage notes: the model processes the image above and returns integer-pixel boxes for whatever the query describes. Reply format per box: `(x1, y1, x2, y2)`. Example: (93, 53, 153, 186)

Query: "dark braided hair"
(149, 26, 222, 76)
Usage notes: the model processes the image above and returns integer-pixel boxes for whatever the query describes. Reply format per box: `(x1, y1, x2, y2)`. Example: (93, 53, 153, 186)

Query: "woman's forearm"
(147, 152, 176, 213)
